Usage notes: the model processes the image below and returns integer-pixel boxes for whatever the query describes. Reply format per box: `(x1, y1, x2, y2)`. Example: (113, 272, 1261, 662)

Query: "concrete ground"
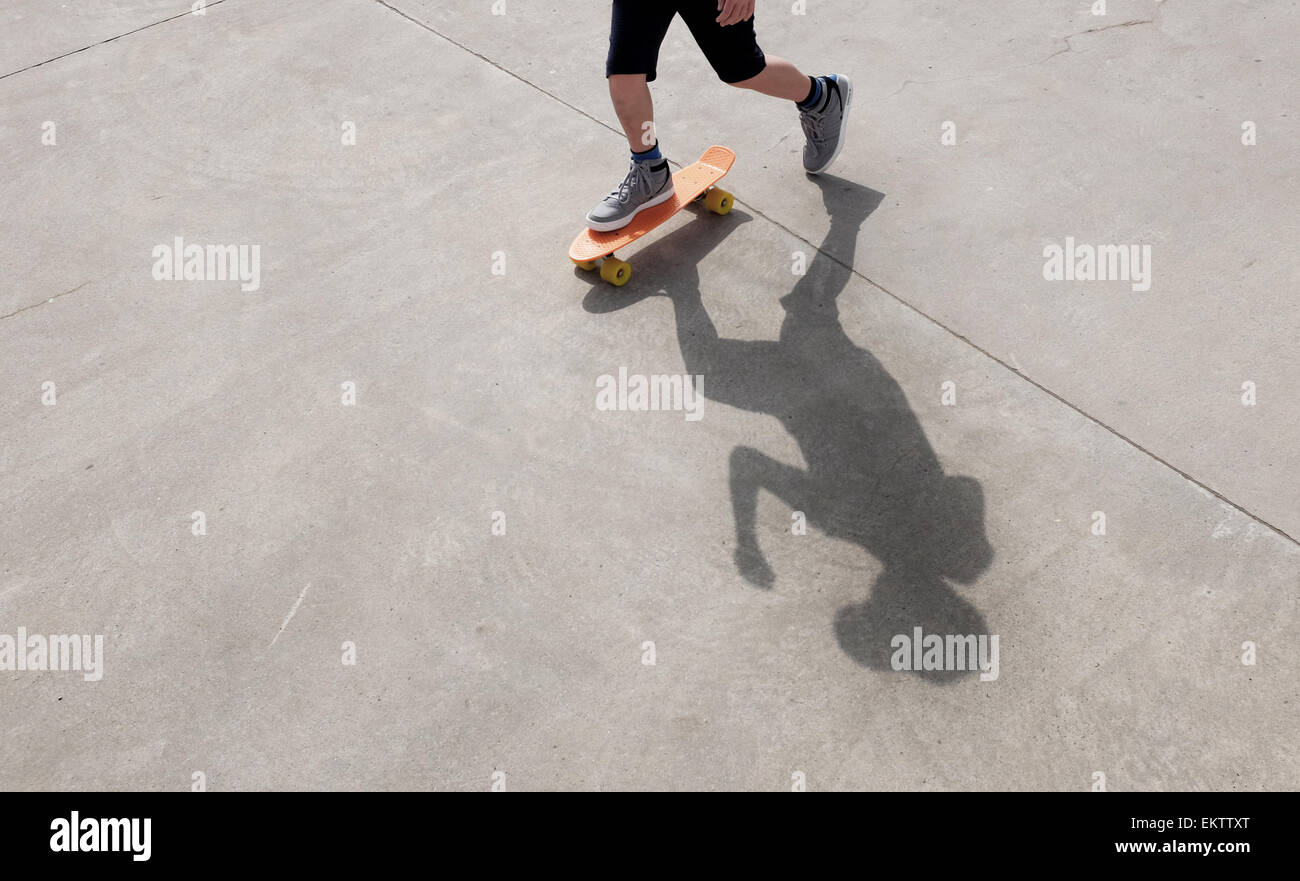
(1, 0, 1296, 791)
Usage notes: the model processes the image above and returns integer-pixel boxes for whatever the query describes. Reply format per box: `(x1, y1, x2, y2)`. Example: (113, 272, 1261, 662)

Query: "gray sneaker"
(586, 156, 675, 232)
(799, 74, 853, 174)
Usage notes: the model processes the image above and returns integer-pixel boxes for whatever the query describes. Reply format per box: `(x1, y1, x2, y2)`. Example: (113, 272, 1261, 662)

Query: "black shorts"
(606, 0, 767, 84)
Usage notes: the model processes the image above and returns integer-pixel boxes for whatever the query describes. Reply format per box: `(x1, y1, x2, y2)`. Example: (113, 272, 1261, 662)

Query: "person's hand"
(716, 0, 756, 27)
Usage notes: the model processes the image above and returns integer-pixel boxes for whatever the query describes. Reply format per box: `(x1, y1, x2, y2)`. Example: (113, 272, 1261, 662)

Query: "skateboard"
(568, 145, 736, 286)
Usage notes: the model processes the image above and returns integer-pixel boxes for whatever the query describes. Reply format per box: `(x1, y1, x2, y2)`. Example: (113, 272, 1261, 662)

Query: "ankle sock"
(797, 76, 822, 110)
(632, 142, 662, 162)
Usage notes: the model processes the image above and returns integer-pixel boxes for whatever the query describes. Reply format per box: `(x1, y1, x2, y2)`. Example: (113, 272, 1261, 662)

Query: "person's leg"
(678, 2, 852, 175)
(587, 2, 677, 231)
(608, 75, 657, 154)
(604, 1, 675, 152)
(730, 55, 812, 102)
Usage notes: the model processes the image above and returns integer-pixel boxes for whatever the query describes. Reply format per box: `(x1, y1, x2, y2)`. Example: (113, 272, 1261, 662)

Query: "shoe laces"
(800, 86, 835, 145)
(611, 160, 651, 205)
(801, 111, 829, 146)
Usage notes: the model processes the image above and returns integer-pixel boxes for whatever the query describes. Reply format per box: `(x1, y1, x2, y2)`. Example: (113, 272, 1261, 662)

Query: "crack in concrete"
(0, 0, 230, 81)
(1, 2, 237, 320)
(0, 280, 96, 321)
(373, 0, 627, 143)
(1038, 17, 1156, 64)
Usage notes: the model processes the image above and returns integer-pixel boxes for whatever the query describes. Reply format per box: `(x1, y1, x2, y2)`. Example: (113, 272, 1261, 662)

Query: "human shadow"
(583, 176, 993, 682)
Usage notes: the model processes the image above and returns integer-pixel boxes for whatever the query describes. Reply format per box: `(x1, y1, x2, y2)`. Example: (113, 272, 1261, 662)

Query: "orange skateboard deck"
(569, 145, 736, 286)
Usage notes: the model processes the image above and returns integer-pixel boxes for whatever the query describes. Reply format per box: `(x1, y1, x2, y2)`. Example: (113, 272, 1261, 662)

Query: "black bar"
(1, 793, 1284, 866)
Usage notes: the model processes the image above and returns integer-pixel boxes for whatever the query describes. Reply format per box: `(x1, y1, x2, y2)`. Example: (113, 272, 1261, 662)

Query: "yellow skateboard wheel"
(705, 187, 733, 215)
(600, 258, 632, 286)
(573, 259, 598, 271)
